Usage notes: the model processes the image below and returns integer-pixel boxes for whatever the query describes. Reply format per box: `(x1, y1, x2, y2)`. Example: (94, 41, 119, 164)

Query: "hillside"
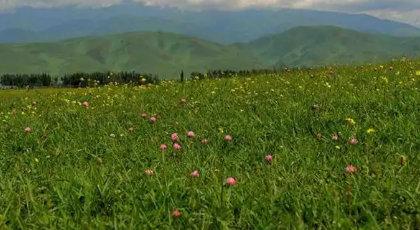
(0, 31, 263, 78)
(1, 26, 420, 78)
(0, 4, 420, 44)
(241, 26, 420, 67)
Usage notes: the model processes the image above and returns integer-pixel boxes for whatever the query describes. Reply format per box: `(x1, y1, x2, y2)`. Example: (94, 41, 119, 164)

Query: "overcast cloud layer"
(0, 0, 419, 25)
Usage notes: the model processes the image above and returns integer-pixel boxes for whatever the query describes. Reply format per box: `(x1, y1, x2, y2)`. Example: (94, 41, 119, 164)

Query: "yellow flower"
(416, 70, 420, 76)
(35, 158, 39, 163)
(218, 127, 224, 134)
(345, 118, 356, 125)
(367, 128, 375, 133)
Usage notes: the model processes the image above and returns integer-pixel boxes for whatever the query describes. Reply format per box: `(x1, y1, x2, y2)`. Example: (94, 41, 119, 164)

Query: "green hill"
(0, 31, 263, 78)
(1, 26, 420, 78)
(242, 26, 420, 67)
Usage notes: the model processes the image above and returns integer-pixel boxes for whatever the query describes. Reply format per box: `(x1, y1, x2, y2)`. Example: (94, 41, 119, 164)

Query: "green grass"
(1, 26, 420, 79)
(1, 58, 420, 228)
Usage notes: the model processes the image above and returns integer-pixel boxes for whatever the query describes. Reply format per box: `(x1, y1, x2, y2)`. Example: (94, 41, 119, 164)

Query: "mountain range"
(1, 2, 420, 44)
(1, 26, 419, 78)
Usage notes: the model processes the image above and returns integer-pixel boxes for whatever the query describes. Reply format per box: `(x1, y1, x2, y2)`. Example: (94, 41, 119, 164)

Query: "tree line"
(0, 71, 160, 88)
(0, 67, 311, 88)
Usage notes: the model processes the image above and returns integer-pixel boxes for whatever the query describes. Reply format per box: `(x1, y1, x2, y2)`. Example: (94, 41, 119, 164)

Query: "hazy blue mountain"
(0, 2, 419, 44)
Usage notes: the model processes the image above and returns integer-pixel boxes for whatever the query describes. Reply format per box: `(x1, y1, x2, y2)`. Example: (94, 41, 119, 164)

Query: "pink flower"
(180, 98, 187, 104)
(25, 127, 31, 133)
(150, 117, 157, 122)
(159, 144, 167, 150)
(171, 133, 179, 142)
(145, 169, 154, 175)
(141, 113, 147, 118)
(172, 210, 181, 217)
(265, 155, 273, 162)
(190, 170, 199, 178)
(226, 177, 236, 185)
(82, 101, 88, 107)
(346, 165, 357, 174)
(225, 135, 232, 142)
(173, 143, 181, 150)
(349, 138, 358, 145)
(187, 131, 195, 138)
(201, 138, 209, 144)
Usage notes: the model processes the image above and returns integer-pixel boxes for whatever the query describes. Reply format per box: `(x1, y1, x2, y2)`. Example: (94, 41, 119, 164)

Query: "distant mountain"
(0, 26, 419, 78)
(0, 3, 420, 44)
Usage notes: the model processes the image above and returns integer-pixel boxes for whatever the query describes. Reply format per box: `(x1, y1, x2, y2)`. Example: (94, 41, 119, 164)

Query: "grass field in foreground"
(1, 59, 420, 229)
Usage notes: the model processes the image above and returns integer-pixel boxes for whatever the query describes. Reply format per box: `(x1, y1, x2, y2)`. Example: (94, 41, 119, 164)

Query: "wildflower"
(367, 128, 375, 133)
(172, 210, 181, 217)
(400, 155, 407, 166)
(181, 98, 187, 104)
(159, 144, 167, 150)
(97, 158, 103, 164)
(416, 70, 420, 76)
(218, 127, 224, 134)
(171, 133, 179, 142)
(225, 135, 232, 142)
(187, 131, 194, 138)
(190, 170, 199, 178)
(82, 101, 88, 107)
(110, 134, 116, 138)
(25, 127, 31, 133)
(316, 133, 322, 139)
(345, 118, 356, 125)
(331, 134, 338, 140)
(145, 169, 154, 175)
(265, 155, 273, 162)
(35, 158, 39, 163)
(141, 113, 147, 118)
(346, 165, 357, 174)
(173, 143, 181, 150)
(128, 127, 134, 132)
(201, 138, 209, 144)
(150, 117, 157, 122)
(226, 177, 236, 185)
(32, 101, 37, 105)
(348, 138, 358, 145)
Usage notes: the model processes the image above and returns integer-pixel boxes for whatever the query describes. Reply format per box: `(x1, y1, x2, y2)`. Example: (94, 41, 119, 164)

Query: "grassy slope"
(0, 31, 263, 78)
(0, 26, 420, 78)
(240, 26, 420, 67)
(0, 59, 420, 228)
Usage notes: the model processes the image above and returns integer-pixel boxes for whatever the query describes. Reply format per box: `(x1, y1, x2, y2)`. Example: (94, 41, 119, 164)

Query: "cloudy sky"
(0, 0, 419, 26)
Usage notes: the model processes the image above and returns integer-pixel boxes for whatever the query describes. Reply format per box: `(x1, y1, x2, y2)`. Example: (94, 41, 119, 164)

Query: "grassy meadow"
(1, 59, 420, 229)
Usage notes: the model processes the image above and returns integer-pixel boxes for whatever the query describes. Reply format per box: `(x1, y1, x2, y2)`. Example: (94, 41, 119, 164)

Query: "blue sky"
(1, 0, 419, 26)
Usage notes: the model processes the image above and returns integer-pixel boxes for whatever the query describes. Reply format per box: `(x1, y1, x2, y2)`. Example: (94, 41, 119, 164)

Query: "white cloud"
(0, 0, 419, 26)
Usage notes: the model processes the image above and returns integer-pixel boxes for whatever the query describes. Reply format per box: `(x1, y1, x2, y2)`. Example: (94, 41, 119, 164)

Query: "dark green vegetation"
(1, 58, 420, 228)
(1, 26, 420, 78)
(1, 3, 420, 44)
